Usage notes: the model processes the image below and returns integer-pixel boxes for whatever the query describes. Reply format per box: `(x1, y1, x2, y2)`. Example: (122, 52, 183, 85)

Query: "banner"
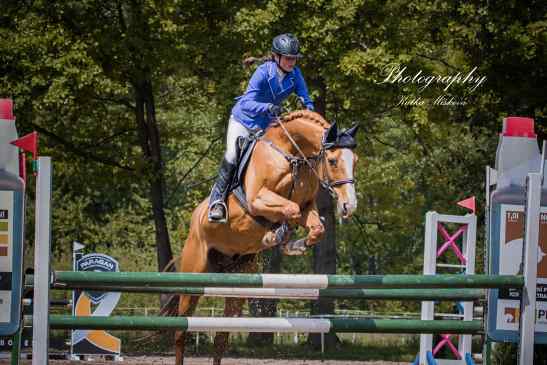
(488, 204, 547, 343)
(71, 244, 121, 357)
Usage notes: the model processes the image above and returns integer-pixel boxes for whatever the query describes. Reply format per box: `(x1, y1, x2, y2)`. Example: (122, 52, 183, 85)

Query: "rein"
(264, 117, 354, 200)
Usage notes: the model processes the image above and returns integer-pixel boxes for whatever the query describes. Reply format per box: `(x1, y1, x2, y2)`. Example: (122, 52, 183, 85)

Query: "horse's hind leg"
(175, 295, 200, 365)
(213, 297, 246, 365)
(175, 229, 208, 365)
(213, 257, 257, 365)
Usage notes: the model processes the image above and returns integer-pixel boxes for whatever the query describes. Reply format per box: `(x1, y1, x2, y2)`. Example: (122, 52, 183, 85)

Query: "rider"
(208, 33, 315, 223)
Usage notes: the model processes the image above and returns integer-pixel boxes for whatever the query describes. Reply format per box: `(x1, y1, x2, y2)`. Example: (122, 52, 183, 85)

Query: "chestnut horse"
(175, 110, 359, 364)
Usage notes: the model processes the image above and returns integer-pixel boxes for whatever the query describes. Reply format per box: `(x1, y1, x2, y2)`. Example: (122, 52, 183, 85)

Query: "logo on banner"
(72, 253, 121, 356)
(504, 307, 519, 324)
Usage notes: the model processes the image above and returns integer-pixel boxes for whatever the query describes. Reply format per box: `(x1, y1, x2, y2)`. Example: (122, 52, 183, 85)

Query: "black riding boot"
(208, 159, 237, 223)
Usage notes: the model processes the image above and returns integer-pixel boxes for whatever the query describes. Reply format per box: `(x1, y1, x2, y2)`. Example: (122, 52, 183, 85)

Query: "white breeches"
(224, 115, 257, 164)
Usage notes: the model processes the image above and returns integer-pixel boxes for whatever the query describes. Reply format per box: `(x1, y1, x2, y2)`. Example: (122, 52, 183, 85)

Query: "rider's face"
(277, 55, 297, 72)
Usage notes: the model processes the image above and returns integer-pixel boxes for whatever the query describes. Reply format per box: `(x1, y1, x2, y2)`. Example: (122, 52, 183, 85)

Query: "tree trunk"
(247, 246, 283, 346)
(134, 77, 173, 273)
(308, 187, 339, 350)
(306, 75, 339, 349)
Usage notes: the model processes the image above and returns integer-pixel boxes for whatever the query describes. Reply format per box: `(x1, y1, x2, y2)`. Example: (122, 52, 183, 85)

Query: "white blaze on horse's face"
(325, 148, 358, 219)
(339, 149, 358, 218)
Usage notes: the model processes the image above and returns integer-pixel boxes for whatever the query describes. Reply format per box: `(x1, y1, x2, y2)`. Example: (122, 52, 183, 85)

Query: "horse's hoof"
(261, 231, 278, 249)
(274, 223, 293, 245)
(281, 238, 308, 256)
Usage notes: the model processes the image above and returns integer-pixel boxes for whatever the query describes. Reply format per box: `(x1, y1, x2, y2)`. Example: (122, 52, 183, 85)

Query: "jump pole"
(50, 271, 523, 289)
(45, 315, 483, 334)
(45, 285, 486, 301)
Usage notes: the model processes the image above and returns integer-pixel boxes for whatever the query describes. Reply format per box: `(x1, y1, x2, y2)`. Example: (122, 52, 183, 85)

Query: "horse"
(175, 110, 359, 365)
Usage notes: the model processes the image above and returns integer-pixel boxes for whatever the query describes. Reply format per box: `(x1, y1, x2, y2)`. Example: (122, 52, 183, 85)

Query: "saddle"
(228, 132, 275, 228)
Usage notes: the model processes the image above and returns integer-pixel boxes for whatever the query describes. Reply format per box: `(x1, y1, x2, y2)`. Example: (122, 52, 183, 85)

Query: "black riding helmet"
(271, 33, 303, 58)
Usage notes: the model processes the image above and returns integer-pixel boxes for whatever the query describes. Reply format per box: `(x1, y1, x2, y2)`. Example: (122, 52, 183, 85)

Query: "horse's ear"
(345, 123, 359, 138)
(324, 122, 338, 145)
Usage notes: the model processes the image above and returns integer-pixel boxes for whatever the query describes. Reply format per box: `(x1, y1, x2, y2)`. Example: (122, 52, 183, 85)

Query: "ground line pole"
(32, 158, 52, 365)
(519, 172, 541, 365)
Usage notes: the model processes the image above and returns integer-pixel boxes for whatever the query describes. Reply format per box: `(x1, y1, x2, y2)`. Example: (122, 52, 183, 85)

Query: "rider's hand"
(268, 104, 284, 117)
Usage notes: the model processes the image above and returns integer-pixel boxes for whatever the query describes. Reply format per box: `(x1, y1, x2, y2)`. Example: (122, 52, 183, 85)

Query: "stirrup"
(208, 200, 228, 223)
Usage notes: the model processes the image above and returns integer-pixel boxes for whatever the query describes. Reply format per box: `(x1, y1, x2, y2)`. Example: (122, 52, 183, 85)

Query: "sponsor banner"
(489, 204, 547, 342)
(0, 190, 23, 336)
(71, 251, 121, 356)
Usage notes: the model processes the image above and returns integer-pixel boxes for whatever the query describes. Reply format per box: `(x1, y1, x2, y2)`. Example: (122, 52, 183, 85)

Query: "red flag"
(457, 197, 476, 214)
(10, 131, 38, 160)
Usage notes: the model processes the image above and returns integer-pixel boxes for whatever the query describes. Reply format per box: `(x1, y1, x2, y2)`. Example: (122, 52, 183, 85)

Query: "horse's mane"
(275, 110, 330, 129)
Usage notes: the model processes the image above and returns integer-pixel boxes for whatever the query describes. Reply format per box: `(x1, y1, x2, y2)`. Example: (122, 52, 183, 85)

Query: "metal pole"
(518, 172, 541, 365)
(32, 158, 52, 365)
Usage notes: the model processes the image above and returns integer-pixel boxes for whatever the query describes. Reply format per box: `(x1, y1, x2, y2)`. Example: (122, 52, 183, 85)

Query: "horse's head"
(321, 123, 359, 220)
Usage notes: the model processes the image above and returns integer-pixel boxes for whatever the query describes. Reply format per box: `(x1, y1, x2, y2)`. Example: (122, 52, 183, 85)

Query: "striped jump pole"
(48, 285, 486, 301)
(52, 271, 524, 289)
(26, 275, 486, 300)
(46, 315, 483, 334)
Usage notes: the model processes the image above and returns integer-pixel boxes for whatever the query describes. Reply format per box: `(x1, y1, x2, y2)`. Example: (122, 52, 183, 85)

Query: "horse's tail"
(162, 254, 180, 273)
(158, 253, 182, 316)
(158, 294, 180, 317)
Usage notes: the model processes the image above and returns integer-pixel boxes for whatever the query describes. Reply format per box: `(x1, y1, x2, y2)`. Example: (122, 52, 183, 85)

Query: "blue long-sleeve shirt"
(231, 61, 314, 130)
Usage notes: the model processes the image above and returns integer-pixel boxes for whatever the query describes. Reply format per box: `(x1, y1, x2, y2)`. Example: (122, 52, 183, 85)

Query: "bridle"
(263, 117, 355, 200)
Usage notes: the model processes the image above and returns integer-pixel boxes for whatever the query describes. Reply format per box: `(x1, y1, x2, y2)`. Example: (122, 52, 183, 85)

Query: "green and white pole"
(52, 271, 524, 290)
(47, 285, 485, 301)
(47, 315, 483, 334)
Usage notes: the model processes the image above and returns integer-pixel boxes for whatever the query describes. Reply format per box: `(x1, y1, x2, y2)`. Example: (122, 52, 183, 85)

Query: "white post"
(460, 214, 477, 358)
(32, 158, 52, 365)
(419, 211, 438, 365)
(519, 172, 541, 365)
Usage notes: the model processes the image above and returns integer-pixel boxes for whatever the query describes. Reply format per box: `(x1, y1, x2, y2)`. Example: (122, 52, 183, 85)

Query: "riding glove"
(268, 104, 284, 116)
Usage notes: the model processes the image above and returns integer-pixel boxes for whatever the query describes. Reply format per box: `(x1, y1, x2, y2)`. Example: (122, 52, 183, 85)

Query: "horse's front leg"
(248, 186, 301, 223)
(299, 201, 325, 246)
(280, 202, 325, 256)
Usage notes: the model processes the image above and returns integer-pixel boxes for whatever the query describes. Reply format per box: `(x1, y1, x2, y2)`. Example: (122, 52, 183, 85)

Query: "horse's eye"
(328, 158, 337, 167)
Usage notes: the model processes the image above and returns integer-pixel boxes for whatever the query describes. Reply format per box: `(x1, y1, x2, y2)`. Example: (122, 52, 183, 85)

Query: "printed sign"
(71, 252, 121, 356)
(0, 190, 23, 336)
(488, 204, 547, 343)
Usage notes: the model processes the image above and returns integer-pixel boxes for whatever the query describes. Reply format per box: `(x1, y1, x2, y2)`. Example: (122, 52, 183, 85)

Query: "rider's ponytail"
(242, 54, 273, 67)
